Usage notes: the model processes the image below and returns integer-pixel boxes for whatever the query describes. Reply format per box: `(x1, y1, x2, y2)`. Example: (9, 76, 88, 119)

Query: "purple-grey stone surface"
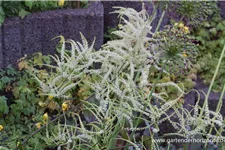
(2, 18, 23, 67)
(0, 1, 103, 68)
(219, 1, 225, 20)
(101, 1, 171, 34)
(195, 77, 225, 117)
(0, 28, 2, 68)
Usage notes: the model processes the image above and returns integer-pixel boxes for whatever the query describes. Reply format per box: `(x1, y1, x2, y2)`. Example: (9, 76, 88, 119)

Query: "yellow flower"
(43, 113, 48, 121)
(62, 102, 69, 111)
(183, 26, 189, 34)
(174, 23, 178, 27)
(38, 101, 47, 107)
(178, 22, 184, 28)
(145, 42, 149, 48)
(118, 24, 123, 28)
(35, 122, 42, 129)
(183, 52, 187, 58)
(0, 125, 3, 131)
(48, 95, 53, 100)
(58, 0, 65, 7)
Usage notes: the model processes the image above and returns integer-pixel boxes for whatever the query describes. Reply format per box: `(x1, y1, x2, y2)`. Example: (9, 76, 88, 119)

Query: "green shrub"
(192, 5, 225, 91)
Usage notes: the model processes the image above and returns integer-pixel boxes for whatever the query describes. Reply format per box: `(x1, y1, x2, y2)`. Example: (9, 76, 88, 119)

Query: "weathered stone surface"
(23, 16, 43, 55)
(0, 28, 3, 68)
(219, 1, 225, 20)
(2, 18, 23, 67)
(195, 77, 225, 117)
(86, 2, 104, 50)
(0, 1, 103, 68)
(102, 0, 169, 32)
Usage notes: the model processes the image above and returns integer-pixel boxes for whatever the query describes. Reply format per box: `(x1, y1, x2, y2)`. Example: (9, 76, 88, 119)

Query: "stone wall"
(101, 1, 170, 34)
(0, 1, 103, 68)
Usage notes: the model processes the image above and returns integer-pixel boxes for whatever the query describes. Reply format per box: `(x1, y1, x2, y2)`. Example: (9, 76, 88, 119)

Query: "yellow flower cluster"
(174, 22, 189, 34)
(0, 125, 3, 131)
(62, 102, 69, 111)
(48, 95, 54, 100)
(58, 0, 65, 7)
(43, 113, 48, 121)
(182, 52, 187, 58)
(35, 122, 42, 129)
(35, 113, 49, 129)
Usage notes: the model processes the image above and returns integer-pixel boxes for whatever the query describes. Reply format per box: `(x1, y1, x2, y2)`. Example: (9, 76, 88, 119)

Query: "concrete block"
(2, 18, 22, 67)
(0, 1, 104, 68)
(219, 1, 225, 20)
(23, 15, 43, 55)
(0, 28, 3, 68)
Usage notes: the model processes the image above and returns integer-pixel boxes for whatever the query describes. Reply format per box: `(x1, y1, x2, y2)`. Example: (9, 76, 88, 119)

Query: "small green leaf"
(18, 9, 30, 19)
(25, 1, 34, 10)
(0, 96, 9, 114)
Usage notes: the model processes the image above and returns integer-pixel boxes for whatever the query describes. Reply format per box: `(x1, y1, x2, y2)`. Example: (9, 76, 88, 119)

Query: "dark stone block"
(39, 12, 64, 55)
(195, 77, 225, 117)
(63, 12, 87, 47)
(23, 16, 43, 55)
(219, 1, 225, 20)
(0, 28, 3, 68)
(2, 18, 23, 67)
(101, 1, 169, 33)
(0, 1, 103, 68)
(86, 2, 104, 50)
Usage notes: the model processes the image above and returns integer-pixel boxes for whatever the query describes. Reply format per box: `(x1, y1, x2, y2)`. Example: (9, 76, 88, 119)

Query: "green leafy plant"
(32, 4, 225, 150)
(192, 5, 225, 91)
(1, 2, 225, 150)
(0, 54, 58, 149)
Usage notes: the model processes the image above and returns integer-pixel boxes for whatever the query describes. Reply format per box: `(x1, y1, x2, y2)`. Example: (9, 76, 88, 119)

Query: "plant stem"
(154, 4, 168, 34)
(15, 102, 83, 150)
(202, 44, 225, 148)
(127, 59, 168, 147)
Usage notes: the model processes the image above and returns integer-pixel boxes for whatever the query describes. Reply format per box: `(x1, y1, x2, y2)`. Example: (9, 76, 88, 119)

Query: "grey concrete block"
(219, 1, 225, 20)
(37, 11, 65, 55)
(63, 11, 87, 47)
(0, 1, 103, 68)
(23, 16, 43, 55)
(102, 1, 142, 32)
(86, 2, 104, 50)
(0, 28, 3, 68)
(2, 18, 23, 67)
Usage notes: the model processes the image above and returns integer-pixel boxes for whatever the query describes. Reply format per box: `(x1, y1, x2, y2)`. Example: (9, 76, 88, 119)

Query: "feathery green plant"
(33, 4, 225, 150)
